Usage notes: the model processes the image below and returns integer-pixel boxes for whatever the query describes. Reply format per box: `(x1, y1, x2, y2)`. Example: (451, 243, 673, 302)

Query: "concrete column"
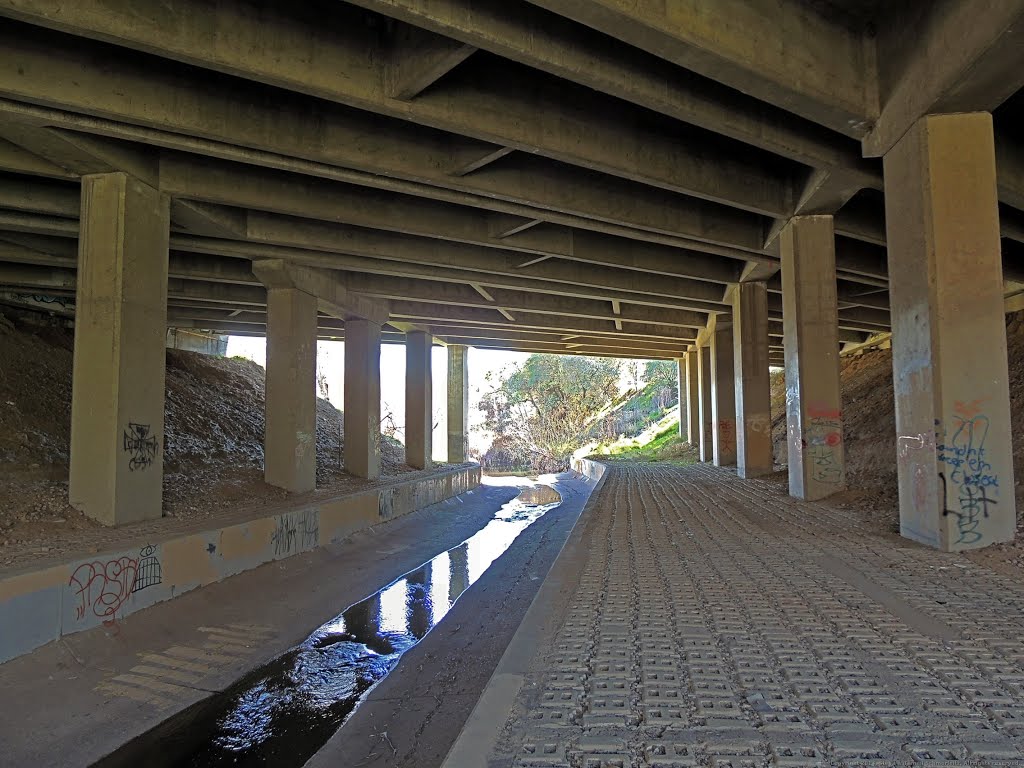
(344, 318, 382, 479)
(264, 287, 318, 493)
(69, 173, 169, 526)
(884, 112, 1015, 550)
(447, 344, 469, 463)
(781, 215, 845, 501)
(697, 344, 714, 461)
(709, 316, 737, 466)
(405, 330, 433, 470)
(683, 349, 700, 446)
(732, 282, 773, 478)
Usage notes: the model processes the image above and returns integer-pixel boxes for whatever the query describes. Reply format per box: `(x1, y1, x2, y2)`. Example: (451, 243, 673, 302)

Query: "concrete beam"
(435, 336, 683, 360)
(157, 153, 752, 279)
(251, 258, 389, 324)
(387, 23, 476, 100)
(344, 318, 382, 480)
(0, 210, 733, 314)
(0, 97, 768, 260)
(0, 7, 792, 216)
(346, 0, 879, 187)
(0, 136, 74, 178)
(245, 213, 730, 304)
(344, 273, 708, 328)
(865, 1, 1024, 157)
(525, 0, 874, 137)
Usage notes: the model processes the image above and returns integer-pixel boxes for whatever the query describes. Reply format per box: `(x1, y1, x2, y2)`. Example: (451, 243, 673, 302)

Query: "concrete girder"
(251, 259, 389, 324)
(387, 22, 476, 100)
(342, 273, 708, 328)
(157, 154, 751, 281)
(524, 0, 875, 138)
(864, 1, 1024, 158)
(435, 336, 683, 360)
(0, 136, 73, 178)
(344, 0, 879, 187)
(0, 8, 793, 217)
(0, 99, 771, 260)
(388, 301, 696, 340)
(242, 213, 732, 304)
(0, 210, 734, 313)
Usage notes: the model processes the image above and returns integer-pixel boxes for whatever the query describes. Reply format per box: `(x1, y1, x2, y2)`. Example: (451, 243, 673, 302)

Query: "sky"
(226, 336, 530, 461)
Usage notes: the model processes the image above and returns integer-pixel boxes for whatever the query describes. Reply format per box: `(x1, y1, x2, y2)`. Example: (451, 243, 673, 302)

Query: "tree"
(644, 359, 679, 406)
(479, 355, 620, 471)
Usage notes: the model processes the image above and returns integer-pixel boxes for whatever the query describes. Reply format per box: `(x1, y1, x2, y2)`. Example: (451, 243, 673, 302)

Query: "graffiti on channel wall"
(271, 509, 319, 557)
(68, 544, 162, 622)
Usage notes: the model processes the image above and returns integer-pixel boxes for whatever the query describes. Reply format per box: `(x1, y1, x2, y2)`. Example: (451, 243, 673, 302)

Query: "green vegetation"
(593, 413, 698, 465)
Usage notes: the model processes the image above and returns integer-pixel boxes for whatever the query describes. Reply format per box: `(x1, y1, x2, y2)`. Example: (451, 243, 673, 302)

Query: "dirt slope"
(0, 315, 409, 558)
(770, 311, 1024, 570)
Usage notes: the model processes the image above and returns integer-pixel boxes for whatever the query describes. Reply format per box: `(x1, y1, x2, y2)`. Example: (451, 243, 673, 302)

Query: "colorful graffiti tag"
(68, 545, 162, 622)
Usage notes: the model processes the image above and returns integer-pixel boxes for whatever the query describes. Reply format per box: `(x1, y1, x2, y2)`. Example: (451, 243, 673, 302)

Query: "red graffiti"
(825, 432, 842, 447)
(954, 398, 988, 420)
(69, 557, 138, 622)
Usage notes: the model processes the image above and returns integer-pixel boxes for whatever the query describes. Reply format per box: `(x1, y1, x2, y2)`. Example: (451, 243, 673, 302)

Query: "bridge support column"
(682, 349, 700, 446)
(405, 330, 433, 469)
(710, 315, 737, 467)
(70, 173, 169, 525)
(732, 282, 773, 478)
(781, 215, 845, 501)
(447, 345, 469, 463)
(884, 112, 1014, 550)
(697, 344, 714, 461)
(264, 287, 318, 493)
(345, 318, 382, 479)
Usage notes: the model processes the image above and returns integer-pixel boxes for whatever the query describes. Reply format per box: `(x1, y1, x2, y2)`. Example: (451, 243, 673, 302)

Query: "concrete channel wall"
(572, 457, 607, 484)
(0, 464, 481, 665)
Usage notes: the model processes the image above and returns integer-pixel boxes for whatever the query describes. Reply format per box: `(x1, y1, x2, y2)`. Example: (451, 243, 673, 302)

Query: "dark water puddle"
(92, 484, 561, 768)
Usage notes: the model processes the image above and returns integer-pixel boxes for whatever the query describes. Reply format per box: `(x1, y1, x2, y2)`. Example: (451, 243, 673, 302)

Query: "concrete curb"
(0, 464, 480, 665)
(441, 458, 607, 768)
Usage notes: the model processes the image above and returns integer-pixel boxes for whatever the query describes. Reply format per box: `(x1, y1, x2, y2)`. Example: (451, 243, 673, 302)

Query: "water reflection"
(93, 485, 560, 768)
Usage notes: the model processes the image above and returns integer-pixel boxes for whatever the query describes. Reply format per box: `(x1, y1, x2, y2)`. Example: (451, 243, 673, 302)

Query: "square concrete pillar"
(884, 112, 1015, 550)
(697, 344, 714, 461)
(732, 282, 773, 478)
(683, 350, 700, 446)
(70, 173, 169, 526)
(447, 345, 469, 463)
(405, 330, 433, 470)
(781, 215, 845, 501)
(264, 287, 318, 493)
(344, 318, 382, 479)
(710, 315, 737, 467)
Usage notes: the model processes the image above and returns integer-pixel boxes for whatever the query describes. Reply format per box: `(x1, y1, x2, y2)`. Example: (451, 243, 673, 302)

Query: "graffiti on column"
(804, 406, 842, 484)
(123, 422, 159, 471)
(938, 399, 998, 545)
(716, 419, 736, 450)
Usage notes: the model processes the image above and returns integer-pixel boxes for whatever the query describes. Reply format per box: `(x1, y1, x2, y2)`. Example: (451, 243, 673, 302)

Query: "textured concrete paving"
(476, 463, 1024, 767)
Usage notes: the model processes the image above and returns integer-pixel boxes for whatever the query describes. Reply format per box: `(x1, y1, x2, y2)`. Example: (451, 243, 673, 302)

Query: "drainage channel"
(92, 483, 562, 768)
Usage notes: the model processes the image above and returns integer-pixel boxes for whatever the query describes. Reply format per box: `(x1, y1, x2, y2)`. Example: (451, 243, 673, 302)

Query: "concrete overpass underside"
(0, 0, 1022, 550)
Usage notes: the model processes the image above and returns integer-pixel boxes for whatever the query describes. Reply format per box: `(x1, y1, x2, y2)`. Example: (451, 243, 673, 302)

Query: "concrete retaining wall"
(0, 464, 480, 665)
(572, 457, 607, 484)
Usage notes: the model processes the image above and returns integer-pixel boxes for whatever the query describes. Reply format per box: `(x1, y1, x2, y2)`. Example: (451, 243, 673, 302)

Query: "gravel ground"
(0, 314, 413, 569)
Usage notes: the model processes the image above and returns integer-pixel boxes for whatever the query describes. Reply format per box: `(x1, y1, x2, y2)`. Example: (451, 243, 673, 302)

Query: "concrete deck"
(446, 461, 1024, 767)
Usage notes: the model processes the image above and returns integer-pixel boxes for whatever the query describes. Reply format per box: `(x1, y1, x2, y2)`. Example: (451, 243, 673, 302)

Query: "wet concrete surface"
(305, 475, 594, 768)
(0, 475, 594, 767)
(91, 488, 562, 767)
